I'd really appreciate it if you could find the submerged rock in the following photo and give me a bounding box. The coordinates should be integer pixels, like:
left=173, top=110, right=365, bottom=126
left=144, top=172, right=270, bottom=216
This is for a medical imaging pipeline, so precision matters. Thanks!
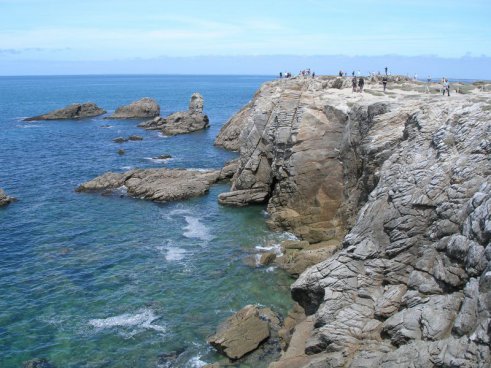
left=76, top=168, right=220, bottom=202
left=0, top=188, right=16, bottom=206
left=112, top=137, right=128, bottom=143
left=22, top=358, right=55, bottom=368
left=24, top=103, right=105, bottom=121
left=108, top=98, right=160, bottom=119
left=117, top=149, right=125, bottom=155
left=140, top=93, right=209, bottom=135
left=128, top=135, right=143, bottom=141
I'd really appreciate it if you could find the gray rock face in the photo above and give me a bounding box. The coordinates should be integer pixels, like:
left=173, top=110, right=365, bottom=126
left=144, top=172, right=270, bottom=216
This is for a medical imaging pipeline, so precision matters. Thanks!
left=0, top=188, right=15, bottom=206
left=215, top=100, right=253, bottom=151
left=76, top=168, right=220, bottom=202
left=216, top=77, right=491, bottom=367
left=108, top=98, right=160, bottom=119
left=139, top=93, right=209, bottom=135
left=24, top=103, right=106, bottom=121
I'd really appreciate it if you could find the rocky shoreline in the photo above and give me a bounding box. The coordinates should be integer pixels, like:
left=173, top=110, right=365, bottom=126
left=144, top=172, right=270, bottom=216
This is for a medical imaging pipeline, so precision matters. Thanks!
left=208, top=76, right=491, bottom=367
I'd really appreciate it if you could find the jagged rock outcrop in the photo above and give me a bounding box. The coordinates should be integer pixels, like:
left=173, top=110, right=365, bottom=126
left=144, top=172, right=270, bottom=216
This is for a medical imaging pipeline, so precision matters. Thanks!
left=76, top=168, right=220, bottom=202
left=215, top=101, right=253, bottom=151
left=139, top=93, right=209, bottom=135
left=24, top=103, right=105, bottom=121
left=108, top=98, right=160, bottom=119
left=0, top=188, right=16, bottom=206
left=215, top=77, right=490, bottom=367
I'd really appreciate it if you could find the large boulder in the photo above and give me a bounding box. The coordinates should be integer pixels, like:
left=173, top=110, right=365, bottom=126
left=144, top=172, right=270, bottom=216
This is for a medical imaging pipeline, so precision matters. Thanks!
left=76, top=168, right=220, bottom=202
left=214, top=101, right=253, bottom=151
left=24, top=103, right=105, bottom=121
left=208, top=305, right=280, bottom=360
left=139, top=93, right=209, bottom=135
left=108, top=98, right=160, bottom=119
left=0, top=188, right=16, bottom=206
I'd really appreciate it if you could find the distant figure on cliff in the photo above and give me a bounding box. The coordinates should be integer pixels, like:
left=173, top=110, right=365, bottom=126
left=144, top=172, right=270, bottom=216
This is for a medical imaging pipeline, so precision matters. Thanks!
left=385, top=66, right=388, bottom=75
left=352, top=77, right=357, bottom=92
left=312, top=72, right=316, bottom=78
left=279, top=72, right=283, bottom=79
left=382, top=76, right=388, bottom=92
left=352, top=71, right=355, bottom=77
left=339, top=70, right=343, bottom=77
left=443, top=79, right=450, bottom=96
left=358, top=77, right=365, bottom=93
left=425, top=75, right=431, bottom=93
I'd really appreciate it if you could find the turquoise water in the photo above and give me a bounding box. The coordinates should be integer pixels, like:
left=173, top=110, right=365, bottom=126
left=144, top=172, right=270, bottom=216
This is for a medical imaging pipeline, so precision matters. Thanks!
left=0, top=75, right=293, bottom=367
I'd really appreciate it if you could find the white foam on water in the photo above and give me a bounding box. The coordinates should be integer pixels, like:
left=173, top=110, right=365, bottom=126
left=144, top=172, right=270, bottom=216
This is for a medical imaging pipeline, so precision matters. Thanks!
left=265, top=266, right=276, bottom=272
left=164, top=247, right=187, bottom=261
left=183, top=216, right=213, bottom=242
left=115, top=185, right=128, bottom=195
left=186, top=355, right=207, bottom=368
left=17, top=124, right=43, bottom=128
left=144, top=157, right=172, bottom=164
left=255, top=243, right=283, bottom=255
left=158, top=132, right=170, bottom=138
left=120, top=166, right=133, bottom=170
left=186, top=168, right=212, bottom=173
left=88, top=308, right=166, bottom=334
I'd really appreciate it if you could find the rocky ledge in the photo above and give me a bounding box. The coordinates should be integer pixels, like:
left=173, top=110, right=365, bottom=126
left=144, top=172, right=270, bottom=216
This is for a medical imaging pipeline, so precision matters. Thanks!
left=76, top=162, right=237, bottom=202
left=107, top=97, right=160, bottom=119
left=138, top=93, right=209, bottom=135
left=24, top=103, right=106, bottom=121
left=214, top=76, right=490, bottom=367
left=0, top=188, right=16, bottom=206
left=76, top=168, right=220, bottom=202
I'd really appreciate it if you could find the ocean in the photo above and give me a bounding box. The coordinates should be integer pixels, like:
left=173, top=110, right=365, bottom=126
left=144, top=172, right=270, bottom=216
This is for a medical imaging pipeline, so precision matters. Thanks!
left=0, top=75, right=294, bottom=367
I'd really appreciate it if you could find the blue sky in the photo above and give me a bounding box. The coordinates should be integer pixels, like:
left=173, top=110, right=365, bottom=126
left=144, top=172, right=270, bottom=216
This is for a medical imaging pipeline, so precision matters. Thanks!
left=1, top=0, right=490, bottom=76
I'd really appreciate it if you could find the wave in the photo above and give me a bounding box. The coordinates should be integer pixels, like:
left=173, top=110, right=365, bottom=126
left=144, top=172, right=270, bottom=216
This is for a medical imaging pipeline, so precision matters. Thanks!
left=164, top=247, right=186, bottom=262
left=88, top=308, right=166, bottom=335
left=157, top=132, right=170, bottom=138
left=183, top=216, right=213, bottom=242
left=144, top=157, right=172, bottom=164
left=16, top=124, right=43, bottom=128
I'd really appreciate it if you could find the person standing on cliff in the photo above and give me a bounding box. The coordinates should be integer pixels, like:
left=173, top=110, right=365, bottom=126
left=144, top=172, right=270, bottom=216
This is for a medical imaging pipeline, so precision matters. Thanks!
left=382, top=76, right=388, bottom=92
left=443, top=79, right=450, bottom=96
left=352, top=76, right=357, bottom=92
left=358, top=76, right=365, bottom=93
left=385, top=66, right=388, bottom=75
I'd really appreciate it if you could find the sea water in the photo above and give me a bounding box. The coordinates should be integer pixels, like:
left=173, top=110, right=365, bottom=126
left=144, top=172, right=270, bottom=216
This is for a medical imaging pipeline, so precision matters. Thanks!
left=0, top=75, right=294, bottom=367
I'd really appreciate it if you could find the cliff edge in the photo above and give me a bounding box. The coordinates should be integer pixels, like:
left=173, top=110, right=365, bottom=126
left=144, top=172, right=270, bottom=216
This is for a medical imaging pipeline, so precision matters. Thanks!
left=216, top=76, right=491, bottom=367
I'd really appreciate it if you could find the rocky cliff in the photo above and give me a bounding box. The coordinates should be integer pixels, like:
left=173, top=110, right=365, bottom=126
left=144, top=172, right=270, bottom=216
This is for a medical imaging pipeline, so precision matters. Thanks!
left=216, top=76, right=491, bottom=367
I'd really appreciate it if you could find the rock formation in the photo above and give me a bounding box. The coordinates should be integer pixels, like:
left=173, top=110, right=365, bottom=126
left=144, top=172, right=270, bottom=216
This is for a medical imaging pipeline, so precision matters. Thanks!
left=24, top=103, right=105, bottom=121
left=139, top=93, right=209, bottom=135
left=76, top=168, right=221, bottom=202
left=107, top=98, right=160, bottom=119
left=215, top=77, right=491, bottom=367
left=0, top=188, right=16, bottom=206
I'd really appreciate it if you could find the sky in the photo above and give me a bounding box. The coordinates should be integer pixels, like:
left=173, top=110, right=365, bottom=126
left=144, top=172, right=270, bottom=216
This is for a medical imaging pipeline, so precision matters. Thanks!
left=1, top=0, right=490, bottom=77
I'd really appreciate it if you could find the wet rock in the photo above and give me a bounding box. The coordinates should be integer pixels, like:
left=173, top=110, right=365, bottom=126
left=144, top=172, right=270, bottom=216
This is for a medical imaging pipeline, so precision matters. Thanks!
left=108, top=97, right=160, bottom=119
left=259, top=252, right=277, bottom=266
left=218, top=188, right=269, bottom=206
left=24, top=103, right=105, bottom=121
left=76, top=168, right=220, bottom=202
left=128, top=135, right=143, bottom=141
left=117, top=149, right=125, bottom=155
left=153, top=154, right=172, bottom=160
left=0, top=188, right=16, bottom=206
left=112, top=137, right=128, bottom=143
left=138, top=116, right=166, bottom=130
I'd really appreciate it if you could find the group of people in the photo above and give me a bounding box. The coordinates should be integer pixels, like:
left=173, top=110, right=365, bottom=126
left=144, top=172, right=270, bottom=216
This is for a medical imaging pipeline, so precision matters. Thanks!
left=279, top=69, right=315, bottom=79
left=351, top=76, right=365, bottom=93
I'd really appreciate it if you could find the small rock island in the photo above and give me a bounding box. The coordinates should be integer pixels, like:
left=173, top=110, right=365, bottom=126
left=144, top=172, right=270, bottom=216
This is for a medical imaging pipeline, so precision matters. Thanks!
left=24, top=102, right=106, bottom=121
left=107, top=97, right=160, bottom=119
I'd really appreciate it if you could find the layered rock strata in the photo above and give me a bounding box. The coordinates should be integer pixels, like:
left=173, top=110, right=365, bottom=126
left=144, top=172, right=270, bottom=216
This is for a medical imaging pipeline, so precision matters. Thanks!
left=139, top=93, right=209, bottom=135
left=24, top=103, right=105, bottom=121
left=215, top=77, right=491, bottom=367
left=76, top=168, right=220, bottom=202
left=108, top=98, right=160, bottom=119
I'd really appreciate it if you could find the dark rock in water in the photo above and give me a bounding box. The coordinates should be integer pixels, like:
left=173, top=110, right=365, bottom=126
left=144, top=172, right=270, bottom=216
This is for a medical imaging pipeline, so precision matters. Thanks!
left=139, top=93, right=209, bottom=136
left=76, top=168, right=221, bottom=203
left=24, top=103, right=105, bottom=121
left=153, top=154, right=172, bottom=160
left=157, top=350, right=184, bottom=367
left=112, top=137, right=128, bottom=143
left=0, top=188, right=16, bottom=206
left=99, top=124, right=112, bottom=128
left=117, top=149, right=125, bottom=155
left=138, top=116, right=166, bottom=130
left=107, top=98, right=160, bottom=119
left=128, top=135, right=143, bottom=141
left=22, top=358, right=55, bottom=368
